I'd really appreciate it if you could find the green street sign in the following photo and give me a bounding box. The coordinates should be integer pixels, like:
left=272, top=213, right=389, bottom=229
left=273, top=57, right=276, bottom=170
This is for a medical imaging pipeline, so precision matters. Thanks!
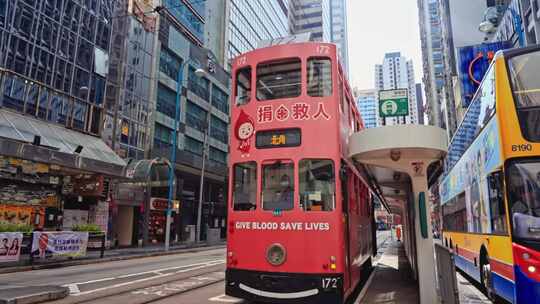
left=379, top=89, right=409, bottom=118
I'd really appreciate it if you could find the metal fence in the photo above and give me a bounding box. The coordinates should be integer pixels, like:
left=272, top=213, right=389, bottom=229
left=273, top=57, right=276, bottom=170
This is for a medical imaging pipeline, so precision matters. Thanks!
left=434, top=243, right=460, bottom=304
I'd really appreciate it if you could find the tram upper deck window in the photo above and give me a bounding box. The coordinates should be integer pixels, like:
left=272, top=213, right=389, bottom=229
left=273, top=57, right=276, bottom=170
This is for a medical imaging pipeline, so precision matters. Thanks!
left=307, top=58, right=332, bottom=97
left=508, top=49, right=540, bottom=142
left=235, top=67, right=251, bottom=105
left=299, top=159, right=335, bottom=211
left=262, top=161, right=294, bottom=211
left=233, top=162, right=257, bottom=211
left=256, top=58, right=301, bottom=101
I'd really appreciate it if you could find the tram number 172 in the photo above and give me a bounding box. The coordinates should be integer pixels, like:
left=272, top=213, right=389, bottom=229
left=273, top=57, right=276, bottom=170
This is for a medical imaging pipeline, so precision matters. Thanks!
left=321, top=277, right=339, bottom=289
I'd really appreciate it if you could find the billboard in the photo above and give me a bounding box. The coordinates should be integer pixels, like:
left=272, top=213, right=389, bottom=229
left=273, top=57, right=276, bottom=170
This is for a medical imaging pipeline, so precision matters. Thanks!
left=378, top=89, right=409, bottom=118
left=457, top=41, right=511, bottom=108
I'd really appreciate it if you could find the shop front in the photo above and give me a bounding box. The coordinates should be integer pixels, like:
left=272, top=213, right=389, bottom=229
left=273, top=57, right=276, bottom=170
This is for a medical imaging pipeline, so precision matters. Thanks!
left=0, top=109, right=126, bottom=234
left=112, top=158, right=177, bottom=247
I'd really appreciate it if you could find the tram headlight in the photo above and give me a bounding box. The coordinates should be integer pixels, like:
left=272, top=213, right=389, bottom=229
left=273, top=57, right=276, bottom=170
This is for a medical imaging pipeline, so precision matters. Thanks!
left=523, top=253, right=531, bottom=260
left=528, top=266, right=536, bottom=273
left=266, top=243, right=287, bottom=266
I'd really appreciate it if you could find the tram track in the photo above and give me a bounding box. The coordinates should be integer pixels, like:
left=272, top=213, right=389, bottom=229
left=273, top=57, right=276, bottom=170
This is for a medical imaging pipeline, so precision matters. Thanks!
left=54, top=261, right=226, bottom=304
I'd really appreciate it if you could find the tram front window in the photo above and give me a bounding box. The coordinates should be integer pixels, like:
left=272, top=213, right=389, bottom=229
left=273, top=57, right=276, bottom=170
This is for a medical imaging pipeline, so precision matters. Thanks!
left=507, top=160, right=540, bottom=241
left=262, top=161, right=294, bottom=211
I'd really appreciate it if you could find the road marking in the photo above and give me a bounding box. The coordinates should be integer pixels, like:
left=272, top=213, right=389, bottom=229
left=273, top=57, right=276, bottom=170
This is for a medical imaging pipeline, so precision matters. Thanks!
left=131, top=271, right=225, bottom=297
left=63, top=259, right=224, bottom=289
left=209, top=294, right=243, bottom=303
left=67, top=260, right=224, bottom=296
left=65, top=284, right=80, bottom=294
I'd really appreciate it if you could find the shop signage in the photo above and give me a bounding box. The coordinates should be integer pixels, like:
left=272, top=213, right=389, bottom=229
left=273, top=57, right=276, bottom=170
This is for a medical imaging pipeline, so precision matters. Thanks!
left=0, top=232, right=23, bottom=263
left=0, top=205, right=32, bottom=225
left=31, top=232, right=89, bottom=259
left=150, top=198, right=180, bottom=211
left=379, top=89, right=409, bottom=118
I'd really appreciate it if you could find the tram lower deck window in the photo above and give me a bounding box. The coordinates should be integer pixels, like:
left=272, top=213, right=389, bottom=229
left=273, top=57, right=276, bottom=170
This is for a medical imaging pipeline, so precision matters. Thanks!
left=262, top=161, right=294, bottom=211
left=299, top=159, right=335, bottom=211
left=233, top=162, right=257, bottom=211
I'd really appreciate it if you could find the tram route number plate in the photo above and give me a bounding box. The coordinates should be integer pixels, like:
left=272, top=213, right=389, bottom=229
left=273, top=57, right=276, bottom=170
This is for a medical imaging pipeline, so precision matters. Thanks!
left=321, top=277, right=339, bottom=289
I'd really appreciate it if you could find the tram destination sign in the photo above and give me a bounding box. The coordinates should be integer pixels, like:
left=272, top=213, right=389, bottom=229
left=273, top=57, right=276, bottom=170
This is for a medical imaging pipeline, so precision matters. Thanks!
left=379, top=89, right=409, bottom=118
left=256, top=128, right=301, bottom=149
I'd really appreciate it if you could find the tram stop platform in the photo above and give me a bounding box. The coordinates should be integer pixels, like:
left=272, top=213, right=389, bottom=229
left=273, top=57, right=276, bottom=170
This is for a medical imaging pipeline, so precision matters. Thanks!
left=356, top=239, right=418, bottom=304
left=356, top=238, right=492, bottom=304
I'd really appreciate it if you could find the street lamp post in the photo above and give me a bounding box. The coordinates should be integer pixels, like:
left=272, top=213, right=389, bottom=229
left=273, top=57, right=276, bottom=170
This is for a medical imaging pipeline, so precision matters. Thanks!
left=165, top=59, right=206, bottom=251
left=196, top=108, right=211, bottom=243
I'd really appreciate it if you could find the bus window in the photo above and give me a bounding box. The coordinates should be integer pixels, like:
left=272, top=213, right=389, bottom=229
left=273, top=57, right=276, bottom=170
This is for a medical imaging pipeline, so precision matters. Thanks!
left=508, top=50, right=540, bottom=142
left=233, top=162, right=257, bottom=211
left=262, top=161, right=294, bottom=211
left=506, top=161, right=540, bottom=240
left=442, top=192, right=467, bottom=232
left=299, top=159, right=335, bottom=211
left=256, top=58, right=301, bottom=101
left=235, top=67, right=251, bottom=105
left=487, top=171, right=507, bottom=234
left=307, top=57, right=332, bottom=97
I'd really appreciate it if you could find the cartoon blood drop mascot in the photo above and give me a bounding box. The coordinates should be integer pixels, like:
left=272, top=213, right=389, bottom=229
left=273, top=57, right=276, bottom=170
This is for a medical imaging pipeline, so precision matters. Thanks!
left=235, top=110, right=255, bottom=155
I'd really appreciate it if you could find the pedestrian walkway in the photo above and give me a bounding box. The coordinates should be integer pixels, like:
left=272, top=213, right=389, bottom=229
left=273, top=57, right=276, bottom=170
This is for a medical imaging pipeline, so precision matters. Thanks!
left=359, top=240, right=419, bottom=304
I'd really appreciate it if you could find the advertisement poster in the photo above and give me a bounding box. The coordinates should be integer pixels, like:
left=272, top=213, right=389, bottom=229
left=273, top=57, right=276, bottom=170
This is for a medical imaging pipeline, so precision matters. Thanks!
left=0, top=205, right=33, bottom=225
left=0, top=232, right=23, bottom=263
left=31, top=232, right=89, bottom=259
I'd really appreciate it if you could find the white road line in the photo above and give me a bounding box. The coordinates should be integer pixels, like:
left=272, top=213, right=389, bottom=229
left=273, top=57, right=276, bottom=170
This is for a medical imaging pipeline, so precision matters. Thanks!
left=209, top=294, right=243, bottom=303
left=65, top=284, right=80, bottom=294
left=70, top=261, right=225, bottom=296
left=64, top=259, right=224, bottom=288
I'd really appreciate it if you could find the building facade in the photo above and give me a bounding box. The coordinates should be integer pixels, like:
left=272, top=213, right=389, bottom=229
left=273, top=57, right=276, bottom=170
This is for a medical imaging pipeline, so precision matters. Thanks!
left=330, top=0, right=349, bottom=75
left=149, top=1, right=230, bottom=244
left=416, top=83, right=425, bottom=125
left=226, top=0, right=289, bottom=66
left=355, top=89, right=378, bottom=129
left=0, top=0, right=126, bottom=236
left=374, top=52, right=419, bottom=126
left=289, top=0, right=332, bottom=42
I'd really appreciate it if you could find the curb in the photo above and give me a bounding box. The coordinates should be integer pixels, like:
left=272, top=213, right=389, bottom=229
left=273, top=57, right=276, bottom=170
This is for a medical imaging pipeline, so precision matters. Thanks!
left=0, top=244, right=226, bottom=275
left=0, top=286, right=69, bottom=304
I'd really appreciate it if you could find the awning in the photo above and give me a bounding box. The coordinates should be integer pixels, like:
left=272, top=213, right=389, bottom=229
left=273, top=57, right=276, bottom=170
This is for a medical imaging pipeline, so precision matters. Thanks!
left=0, top=109, right=126, bottom=177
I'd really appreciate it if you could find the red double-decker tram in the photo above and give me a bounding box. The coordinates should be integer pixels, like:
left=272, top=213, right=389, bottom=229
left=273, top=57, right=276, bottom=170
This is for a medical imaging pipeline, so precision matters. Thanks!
left=226, top=42, right=376, bottom=303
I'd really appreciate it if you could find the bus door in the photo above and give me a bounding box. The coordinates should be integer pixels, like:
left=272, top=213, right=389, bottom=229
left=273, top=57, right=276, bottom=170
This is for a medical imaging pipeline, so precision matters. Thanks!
left=340, top=164, right=351, bottom=291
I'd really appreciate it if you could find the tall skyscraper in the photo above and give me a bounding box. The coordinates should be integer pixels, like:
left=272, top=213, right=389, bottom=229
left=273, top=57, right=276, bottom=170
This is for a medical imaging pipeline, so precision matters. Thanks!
left=355, top=89, right=378, bottom=129
left=226, top=0, right=289, bottom=65
left=289, top=0, right=332, bottom=42
left=330, top=0, right=349, bottom=75
left=416, top=83, right=425, bottom=125
left=374, top=52, right=419, bottom=126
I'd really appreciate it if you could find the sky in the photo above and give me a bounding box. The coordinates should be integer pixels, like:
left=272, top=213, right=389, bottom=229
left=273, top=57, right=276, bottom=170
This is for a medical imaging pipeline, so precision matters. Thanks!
left=347, top=0, right=423, bottom=90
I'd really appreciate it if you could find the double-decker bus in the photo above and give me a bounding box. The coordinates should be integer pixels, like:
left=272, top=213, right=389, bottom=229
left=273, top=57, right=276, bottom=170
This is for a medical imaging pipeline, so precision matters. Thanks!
left=440, top=45, right=540, bottom=303
left=225, top=42, right=376, bottom=303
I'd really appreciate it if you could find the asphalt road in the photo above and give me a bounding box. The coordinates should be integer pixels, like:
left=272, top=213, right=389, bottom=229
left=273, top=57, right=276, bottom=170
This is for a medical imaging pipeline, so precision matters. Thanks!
left=0, top=231, right=392, bottom=304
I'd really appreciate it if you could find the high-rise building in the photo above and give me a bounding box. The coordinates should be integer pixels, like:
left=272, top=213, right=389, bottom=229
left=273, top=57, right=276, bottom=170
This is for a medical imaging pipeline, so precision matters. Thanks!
left=355, top=89, right=378, bottom=129
left=151, top=0, right=230, bottom=245
left=374, top=52, right=419, bottom=126
left=330, top=0, right=349, bottom=75
left=289, top=0, right=332, bottom=42
left=226, top=0, right=289, bottom=66
left=0, top=0, right=126, bottom=239
left=416, top=83, right=425, bottom=125
left=418, top=0, right=446, bottom=132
